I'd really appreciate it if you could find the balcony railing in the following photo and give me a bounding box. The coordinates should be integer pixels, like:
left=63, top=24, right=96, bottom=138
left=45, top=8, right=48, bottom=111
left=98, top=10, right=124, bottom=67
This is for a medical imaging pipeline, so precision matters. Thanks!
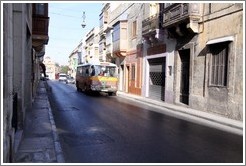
left=142, top=13, right=161, bottom=36
left=163, top=3, right=201, bottom=28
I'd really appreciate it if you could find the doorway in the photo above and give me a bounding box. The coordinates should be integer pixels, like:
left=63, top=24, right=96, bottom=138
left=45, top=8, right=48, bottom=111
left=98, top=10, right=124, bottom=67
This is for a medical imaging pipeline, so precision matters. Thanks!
left=119, top=65, right=124, bottom=91
left=179, top=49, right=190, bottom=105
left=148, top=57, right=166, bottom=101
left=125, top=65, right=129, bottom=93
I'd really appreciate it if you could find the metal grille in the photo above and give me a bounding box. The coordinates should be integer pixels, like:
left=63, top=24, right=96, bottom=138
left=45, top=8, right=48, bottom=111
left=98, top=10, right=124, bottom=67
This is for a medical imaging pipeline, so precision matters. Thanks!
left=149, top=72, right=163, bottom=86
left=210, top=42, right=228, bottom=86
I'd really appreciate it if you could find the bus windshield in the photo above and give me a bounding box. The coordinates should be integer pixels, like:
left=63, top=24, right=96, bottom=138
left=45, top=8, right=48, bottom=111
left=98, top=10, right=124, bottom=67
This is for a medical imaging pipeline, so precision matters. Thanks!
left=91, top=65, right=117, bottom=77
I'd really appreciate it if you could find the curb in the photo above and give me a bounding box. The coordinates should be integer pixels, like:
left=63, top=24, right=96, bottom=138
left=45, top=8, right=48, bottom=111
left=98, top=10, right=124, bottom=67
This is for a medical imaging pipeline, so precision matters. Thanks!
left=117, top=92, right=243, bottom=136
left=44, top=81, right=65, bottom=163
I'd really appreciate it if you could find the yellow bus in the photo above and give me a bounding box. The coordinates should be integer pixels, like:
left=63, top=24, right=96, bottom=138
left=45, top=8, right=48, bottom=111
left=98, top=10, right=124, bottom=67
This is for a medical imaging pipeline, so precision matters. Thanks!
left=76, top=61, right=118, bottom=96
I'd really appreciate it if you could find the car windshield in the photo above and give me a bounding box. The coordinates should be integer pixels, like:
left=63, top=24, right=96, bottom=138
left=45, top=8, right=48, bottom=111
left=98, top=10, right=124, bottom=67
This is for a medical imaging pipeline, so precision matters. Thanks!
left=68, top=76, right=74, bottom=79
left=59, top=74, right=66, bottom=77
left=91, top=65, right=116, bottom=77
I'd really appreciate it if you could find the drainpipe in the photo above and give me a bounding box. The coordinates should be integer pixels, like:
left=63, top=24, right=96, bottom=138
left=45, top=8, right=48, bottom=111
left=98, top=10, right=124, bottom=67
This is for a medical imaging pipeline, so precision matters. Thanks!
left=200, top=3, right=205, bottom=33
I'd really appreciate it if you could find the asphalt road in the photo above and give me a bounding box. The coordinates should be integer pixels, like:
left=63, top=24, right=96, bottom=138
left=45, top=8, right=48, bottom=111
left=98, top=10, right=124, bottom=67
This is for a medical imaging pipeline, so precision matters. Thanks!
left=47, top=80, right=243, bottom=163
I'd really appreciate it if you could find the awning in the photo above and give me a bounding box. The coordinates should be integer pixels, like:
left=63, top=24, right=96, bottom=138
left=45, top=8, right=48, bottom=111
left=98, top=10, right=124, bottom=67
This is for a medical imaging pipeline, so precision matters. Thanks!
left=206, top=36, right=234, bottom=45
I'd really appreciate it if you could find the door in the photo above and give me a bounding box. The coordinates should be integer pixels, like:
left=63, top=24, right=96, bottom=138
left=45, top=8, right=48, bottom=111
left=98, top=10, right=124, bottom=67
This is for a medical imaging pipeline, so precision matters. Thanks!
left=119, top=65, right=124, bottom=91
left=179, top=49, right=190, bottom=105
left=125, top=65, right=129, bottom=93
left=148, top=57, right=166, bottom=101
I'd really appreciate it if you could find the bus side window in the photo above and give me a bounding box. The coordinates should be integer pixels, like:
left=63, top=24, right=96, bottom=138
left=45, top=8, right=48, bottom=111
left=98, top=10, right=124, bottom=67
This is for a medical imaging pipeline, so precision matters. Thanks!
left=77, top=67, right=82, bottom=76
left=91, top=66, right=95, bottom=76
left=85, top=66, right=90, bottom=76
left=82, top=66, right=86, bottom=76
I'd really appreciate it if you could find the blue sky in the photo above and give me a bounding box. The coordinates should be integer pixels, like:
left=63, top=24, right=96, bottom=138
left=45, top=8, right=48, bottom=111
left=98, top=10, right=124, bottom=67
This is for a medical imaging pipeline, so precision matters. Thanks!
left=46, top=2, right=103, bottom=65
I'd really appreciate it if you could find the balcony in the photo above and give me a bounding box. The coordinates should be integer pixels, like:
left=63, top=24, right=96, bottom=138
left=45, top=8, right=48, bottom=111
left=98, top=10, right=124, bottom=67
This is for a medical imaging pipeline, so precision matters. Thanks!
left=113, top=39, right=127, bottom=57
left=32, top=17, right=49, bottom=52
left=163, top=3, right=201, bottom=33
left=33, top=17, right=49, bottom=36
left=112, top=21, right=127, bottom=57
left=32, top=3, right=49, bottom=53
left=106, top=44, right=112, bottom=55
left=142, top=13, right=161, bottom=36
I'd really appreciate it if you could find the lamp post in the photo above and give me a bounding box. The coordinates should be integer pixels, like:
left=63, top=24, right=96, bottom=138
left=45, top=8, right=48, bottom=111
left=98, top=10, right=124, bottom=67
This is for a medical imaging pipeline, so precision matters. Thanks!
left=81, top=11, right=86, bottom=28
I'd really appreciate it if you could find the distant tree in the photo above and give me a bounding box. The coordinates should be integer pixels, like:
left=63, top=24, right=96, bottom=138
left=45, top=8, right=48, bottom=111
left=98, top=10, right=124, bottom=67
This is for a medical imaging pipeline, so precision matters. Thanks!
left=60, top=65, right=69, bottom=74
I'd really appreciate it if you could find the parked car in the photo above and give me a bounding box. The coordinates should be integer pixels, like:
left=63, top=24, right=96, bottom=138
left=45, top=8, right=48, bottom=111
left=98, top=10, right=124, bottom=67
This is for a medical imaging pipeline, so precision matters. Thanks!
left=59, top=73, right=68, bottom=84
left=67, top=76, right=75, bottom=84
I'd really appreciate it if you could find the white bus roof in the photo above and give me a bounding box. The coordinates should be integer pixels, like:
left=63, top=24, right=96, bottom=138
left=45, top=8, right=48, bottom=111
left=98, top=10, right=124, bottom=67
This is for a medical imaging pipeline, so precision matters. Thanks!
left=77, top=61, right=117, bottom=67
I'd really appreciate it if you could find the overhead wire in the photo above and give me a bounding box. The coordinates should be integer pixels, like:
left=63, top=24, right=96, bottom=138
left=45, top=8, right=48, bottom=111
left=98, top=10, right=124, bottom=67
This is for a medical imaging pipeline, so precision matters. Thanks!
left=49, top=12, right=82, bottom=19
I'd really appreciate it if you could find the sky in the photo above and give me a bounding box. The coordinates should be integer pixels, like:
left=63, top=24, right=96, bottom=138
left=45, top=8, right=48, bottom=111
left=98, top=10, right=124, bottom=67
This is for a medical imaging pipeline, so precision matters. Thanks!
left=45, top=2, right=103, bottom=66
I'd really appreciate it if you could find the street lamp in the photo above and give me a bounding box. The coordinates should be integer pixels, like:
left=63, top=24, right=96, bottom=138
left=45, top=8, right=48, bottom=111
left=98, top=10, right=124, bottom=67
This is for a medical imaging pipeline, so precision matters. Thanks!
left=81, top=11, right=86, bottom=28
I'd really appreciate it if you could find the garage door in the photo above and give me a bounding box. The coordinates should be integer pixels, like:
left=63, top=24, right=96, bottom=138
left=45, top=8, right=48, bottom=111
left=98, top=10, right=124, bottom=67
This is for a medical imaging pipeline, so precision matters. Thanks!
left=148, top=57, right=166, bottom=101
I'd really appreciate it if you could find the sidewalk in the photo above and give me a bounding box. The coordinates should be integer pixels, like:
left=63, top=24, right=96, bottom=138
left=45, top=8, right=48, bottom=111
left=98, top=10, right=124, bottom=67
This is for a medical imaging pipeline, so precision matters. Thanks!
left=14, top=80, right=64, bottom=163
left=117, top=91, right=243, bottom=136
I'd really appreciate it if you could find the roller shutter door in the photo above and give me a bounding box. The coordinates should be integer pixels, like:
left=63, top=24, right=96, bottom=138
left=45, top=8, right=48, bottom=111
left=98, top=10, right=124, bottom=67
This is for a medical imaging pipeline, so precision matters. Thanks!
left=148, top=57, right=165, bottom=101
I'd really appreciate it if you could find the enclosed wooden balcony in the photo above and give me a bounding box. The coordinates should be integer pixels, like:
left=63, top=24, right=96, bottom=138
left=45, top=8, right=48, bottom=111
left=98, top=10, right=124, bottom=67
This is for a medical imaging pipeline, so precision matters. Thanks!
left=113, top=39, right=127, bottom=57
left=32, top=3, right=49, bottom=53
left=106, top=44, right=112, bottom=55
left=163, top=3, right=201, bottom=33
left=33, top=17, right=49, bottom=36
left=32, top=17, right=49, bottom=44
left=112, top=21, right=127, bottom=57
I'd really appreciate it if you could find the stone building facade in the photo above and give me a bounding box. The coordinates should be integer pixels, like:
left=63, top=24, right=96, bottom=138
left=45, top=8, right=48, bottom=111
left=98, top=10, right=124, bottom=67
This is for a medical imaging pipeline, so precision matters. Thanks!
left=43, top=56, right=58, bottom=80
left=105, top=3, right=243, bottom=120
left=68, top=41, right=83, bottom=78
left=162, top=3, right=243, bottom=120
left=84, top=27, right=100, bottom=63
left=3, top=3, right=49, bottom=162
left=106, top=3, right=144, bottom=94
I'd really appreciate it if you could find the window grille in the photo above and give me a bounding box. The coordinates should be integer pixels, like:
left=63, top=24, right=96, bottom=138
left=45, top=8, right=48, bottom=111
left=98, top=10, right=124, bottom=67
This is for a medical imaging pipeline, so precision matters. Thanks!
left=209, top=42, right=229, bottom=86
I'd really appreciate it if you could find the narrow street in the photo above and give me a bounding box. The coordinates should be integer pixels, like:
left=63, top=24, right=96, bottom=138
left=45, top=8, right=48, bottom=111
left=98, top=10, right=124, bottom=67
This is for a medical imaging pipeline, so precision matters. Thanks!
left=47, top=80, right=243, bottom=163
left=3, top=3, right=244, bottom=164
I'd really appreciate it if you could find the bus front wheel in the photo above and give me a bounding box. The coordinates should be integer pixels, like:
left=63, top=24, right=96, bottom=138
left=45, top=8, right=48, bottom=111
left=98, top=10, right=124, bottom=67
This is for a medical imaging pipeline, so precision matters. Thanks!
left=76, top=83, right=81, bottom=92
left=108, top=92, right=116, bottom=96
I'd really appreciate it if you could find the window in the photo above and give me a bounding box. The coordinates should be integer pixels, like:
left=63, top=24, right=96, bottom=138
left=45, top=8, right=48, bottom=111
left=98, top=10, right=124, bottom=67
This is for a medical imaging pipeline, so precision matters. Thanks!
left=35, top=4, right=45, bottom=15
left=33, top=3, right=48, bottom=17
left=103, top=11, right=108, bottom=24
left=209, top=42, right=229, bottom=86
left=131, top=65, right=136, bottom=80
left=132, top=21, right=137, bottom=38
left=91, top=65, right=116, bottom=77
left=113, top=23, right=120, bottom=42
left=95, top=47, right=99, bottom=56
